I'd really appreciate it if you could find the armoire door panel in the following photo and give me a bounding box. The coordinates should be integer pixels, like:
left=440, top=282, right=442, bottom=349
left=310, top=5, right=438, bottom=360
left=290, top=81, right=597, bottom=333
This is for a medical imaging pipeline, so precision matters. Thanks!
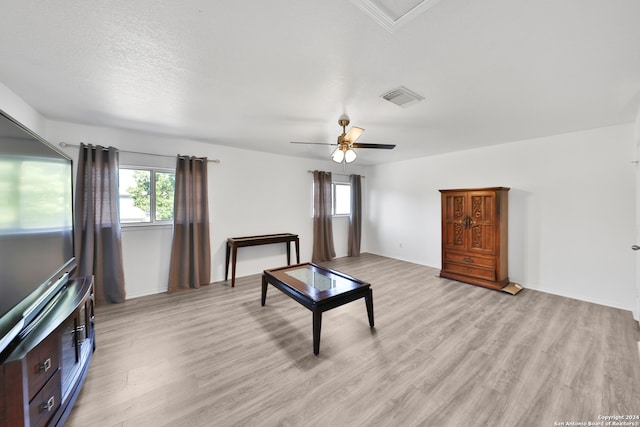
left=444, top=194, right=466, bottom=221
left=470, top=194, right=495, bottom=223
left=469, top=224, right=495, bottom=253
left=445, top=222, right=464, bottom=248
left=452, top=195, right=465, bottom=220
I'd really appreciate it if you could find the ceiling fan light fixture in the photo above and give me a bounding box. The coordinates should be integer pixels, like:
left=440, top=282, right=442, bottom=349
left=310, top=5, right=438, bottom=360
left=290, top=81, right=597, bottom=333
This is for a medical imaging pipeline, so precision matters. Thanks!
left=344, top=148, right=357, bottom=163
left=291, top=115, right=395, bottom=165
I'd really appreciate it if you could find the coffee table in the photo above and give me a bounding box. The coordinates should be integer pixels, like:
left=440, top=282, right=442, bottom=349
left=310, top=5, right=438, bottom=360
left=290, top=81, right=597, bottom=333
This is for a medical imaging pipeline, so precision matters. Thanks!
left=262, top=263, right=374, bottom=355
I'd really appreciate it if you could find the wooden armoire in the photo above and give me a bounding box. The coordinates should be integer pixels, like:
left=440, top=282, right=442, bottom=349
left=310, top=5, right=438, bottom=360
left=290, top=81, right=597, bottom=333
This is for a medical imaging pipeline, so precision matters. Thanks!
left=439, top=187, right=509, bottom=290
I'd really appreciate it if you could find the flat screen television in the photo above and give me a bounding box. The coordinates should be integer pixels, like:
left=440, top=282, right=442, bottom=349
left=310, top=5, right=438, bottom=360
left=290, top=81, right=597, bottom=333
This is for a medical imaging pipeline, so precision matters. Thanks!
left=0, top=109, right=75, bottom=355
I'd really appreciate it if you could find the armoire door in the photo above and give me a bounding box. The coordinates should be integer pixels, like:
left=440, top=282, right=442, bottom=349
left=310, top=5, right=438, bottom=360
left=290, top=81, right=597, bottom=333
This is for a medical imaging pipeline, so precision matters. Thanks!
left=442, top=190, right=496, bottom=254
left=467, top=191, right=496, bottom=255
left=442, top=191, right=467, bottom=251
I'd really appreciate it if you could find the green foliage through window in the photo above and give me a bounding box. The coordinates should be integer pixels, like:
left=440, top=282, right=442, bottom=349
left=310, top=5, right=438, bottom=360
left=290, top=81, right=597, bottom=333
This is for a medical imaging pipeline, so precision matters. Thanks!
left=154, top=172, right=175, bottom=221
left=119, top=168, right=175, bottom=224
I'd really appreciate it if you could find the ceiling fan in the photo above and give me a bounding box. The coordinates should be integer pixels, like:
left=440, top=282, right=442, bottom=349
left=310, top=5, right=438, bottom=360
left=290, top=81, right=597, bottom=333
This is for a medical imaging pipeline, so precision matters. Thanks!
left=291, top=115, right=395, bottom=164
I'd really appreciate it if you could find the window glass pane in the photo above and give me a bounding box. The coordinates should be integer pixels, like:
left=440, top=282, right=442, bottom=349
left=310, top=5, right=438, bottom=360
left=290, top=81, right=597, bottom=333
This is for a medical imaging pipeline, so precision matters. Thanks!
left=119, top=169, right=150, bottom=223
left=334, top=183, right=351, bottom=215
left=154, top=171, right=175, bottom=221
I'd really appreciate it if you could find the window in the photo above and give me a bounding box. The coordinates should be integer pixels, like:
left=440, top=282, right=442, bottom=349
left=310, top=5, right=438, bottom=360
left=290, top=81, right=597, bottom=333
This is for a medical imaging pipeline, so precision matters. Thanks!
left=119, top=168, right=175, bottom=225
left=332, top=182, right=351, bottom=216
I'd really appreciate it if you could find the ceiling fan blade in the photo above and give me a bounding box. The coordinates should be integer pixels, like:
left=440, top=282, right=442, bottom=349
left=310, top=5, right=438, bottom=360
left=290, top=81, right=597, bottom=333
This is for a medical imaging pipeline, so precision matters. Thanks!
left=351, top=143, right=396, bottom=149
left=290, top=141, right=337, bottom=146
left=344, top=126, right=364, bottom=143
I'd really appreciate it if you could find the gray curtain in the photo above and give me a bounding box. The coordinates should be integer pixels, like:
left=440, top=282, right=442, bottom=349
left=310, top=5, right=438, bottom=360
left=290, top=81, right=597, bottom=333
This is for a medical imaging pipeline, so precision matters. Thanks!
left=348, top=174, right=362, bottom=257
left=74, top=143, right=126, bottom=304
left=168, top=156, right=211, bottom=292
left=312, top=170, right=336, bottom=262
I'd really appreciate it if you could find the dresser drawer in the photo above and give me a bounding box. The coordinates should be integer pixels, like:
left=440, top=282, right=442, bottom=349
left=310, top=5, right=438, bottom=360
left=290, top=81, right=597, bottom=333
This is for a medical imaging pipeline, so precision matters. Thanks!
left=26, top=331, right=60, bottom=401
left=443, top=262, right=496, bottom=281
left=443, top=252, right=495, bottom=268
left=29, top=369, right=61, bottom=427
left=0, top=367, right=5, bottom=424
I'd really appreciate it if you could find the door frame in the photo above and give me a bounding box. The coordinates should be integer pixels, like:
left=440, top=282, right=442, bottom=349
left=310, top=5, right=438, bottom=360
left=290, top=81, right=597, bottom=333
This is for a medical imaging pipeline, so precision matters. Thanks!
left=635, top=107, right=640, bottom=321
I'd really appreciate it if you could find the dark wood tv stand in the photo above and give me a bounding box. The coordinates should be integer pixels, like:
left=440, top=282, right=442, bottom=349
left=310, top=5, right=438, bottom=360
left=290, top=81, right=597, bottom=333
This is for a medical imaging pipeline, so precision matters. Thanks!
left=0, top=276, right=95, bottom=427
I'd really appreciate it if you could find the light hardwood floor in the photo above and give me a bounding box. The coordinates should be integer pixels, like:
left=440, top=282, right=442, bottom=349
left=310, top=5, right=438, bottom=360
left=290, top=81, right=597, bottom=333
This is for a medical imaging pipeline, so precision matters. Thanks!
left=66, top=254, right=640, bottom=427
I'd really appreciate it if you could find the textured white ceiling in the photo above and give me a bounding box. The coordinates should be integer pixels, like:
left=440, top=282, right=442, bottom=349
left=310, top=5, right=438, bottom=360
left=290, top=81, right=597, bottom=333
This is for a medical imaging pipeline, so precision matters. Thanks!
left=0, top=0, right=639, bottom=165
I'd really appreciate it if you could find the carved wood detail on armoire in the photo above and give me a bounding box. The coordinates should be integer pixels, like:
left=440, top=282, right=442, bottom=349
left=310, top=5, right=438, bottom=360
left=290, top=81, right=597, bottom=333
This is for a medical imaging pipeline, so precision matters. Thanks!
left=439, top=187, right=509, bottom=291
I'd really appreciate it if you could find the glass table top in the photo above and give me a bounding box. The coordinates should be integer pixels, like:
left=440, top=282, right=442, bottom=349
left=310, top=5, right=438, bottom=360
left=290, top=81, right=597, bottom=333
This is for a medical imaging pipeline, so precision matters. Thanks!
left=285, top=266, right=339, bottom=292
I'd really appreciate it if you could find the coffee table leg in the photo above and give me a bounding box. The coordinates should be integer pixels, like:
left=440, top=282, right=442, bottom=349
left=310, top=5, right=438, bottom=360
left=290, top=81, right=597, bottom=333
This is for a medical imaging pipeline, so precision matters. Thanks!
left=312, top=309, right=322, bottom=355
left=365, top=289, right=374, bottom=327
left=261, top=275, right=268, bottom=306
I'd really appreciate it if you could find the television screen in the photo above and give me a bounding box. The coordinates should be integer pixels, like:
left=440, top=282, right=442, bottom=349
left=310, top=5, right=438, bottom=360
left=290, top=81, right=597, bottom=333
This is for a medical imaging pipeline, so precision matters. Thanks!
left=0, top=111, right=74, bottom=350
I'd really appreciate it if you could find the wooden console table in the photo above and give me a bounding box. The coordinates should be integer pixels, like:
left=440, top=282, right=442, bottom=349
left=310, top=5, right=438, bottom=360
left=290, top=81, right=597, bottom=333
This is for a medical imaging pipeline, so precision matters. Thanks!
left=225, top=233, right=300, bottom=287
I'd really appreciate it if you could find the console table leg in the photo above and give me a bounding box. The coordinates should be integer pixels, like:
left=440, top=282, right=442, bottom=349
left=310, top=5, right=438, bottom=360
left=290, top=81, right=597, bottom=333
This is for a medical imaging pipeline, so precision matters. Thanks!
left=312, top=310, right=322, bottom=355
left=261, top=276, right=268, bottom=306
left=286, top=242, right=291, bottom=265
left=225, top=243, right=231, bottom=281
left=365, top=289, right=374, bottom=328
left=231, top=246, right=238, bottom=287
left=295, top=238, right=300, bottom=264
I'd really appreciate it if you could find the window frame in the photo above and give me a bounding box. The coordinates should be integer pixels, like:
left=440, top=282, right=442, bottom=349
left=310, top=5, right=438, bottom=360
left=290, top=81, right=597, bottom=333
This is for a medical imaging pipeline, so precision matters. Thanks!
left=118, top=166, right=176, bottom=227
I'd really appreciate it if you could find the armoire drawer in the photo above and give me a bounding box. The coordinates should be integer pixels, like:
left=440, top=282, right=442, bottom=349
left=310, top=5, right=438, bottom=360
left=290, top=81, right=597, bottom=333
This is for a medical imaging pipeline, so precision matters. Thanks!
left=443, top=252, right=495, bottom=268
left=443, top=262, right=496, bottom=281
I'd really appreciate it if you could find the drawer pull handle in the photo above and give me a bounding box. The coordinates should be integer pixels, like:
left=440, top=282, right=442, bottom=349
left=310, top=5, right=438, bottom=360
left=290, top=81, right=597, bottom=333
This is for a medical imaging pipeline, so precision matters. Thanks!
left=463, top=257, right=474, bottom=263
left=41, top=396, right=55, bottom=413
left=39, top=358, right=52, bottom=373
left=76, top=324, right=86, bottom=345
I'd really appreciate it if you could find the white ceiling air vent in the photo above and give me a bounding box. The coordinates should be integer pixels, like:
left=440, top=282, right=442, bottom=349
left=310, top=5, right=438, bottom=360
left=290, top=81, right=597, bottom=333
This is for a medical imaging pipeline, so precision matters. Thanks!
left=350, top=0, right=443, bottom=33
left=380, top=86, right=425, bottom=108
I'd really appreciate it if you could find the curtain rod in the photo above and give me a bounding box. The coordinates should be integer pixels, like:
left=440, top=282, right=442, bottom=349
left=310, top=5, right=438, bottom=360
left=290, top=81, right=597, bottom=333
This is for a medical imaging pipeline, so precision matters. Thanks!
left=307, top=170, right=365, bottom=178
left=59, top=142, right=221, bottom=164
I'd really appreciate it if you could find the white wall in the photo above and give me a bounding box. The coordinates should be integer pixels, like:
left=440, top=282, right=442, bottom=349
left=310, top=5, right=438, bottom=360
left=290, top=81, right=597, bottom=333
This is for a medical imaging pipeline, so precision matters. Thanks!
left=366, top=123, right=638, bottom=314
left=45, top=120, right=366, bottom=298
left=2, top=80, right=637, bottom=315
left=0, top=82, right=46, bottom=137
